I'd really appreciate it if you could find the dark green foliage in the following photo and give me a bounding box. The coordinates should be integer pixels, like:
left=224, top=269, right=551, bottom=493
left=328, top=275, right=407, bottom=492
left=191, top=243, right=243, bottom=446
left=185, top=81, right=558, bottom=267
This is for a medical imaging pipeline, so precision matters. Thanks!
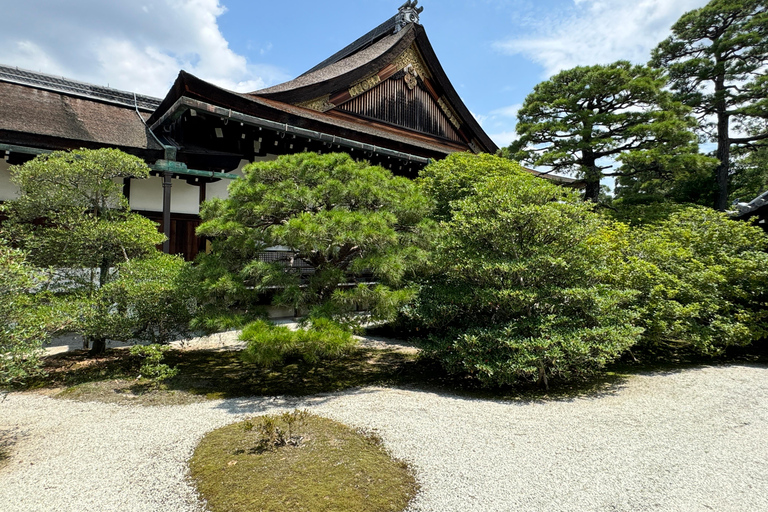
left=508, top=61, right=705, bottom=202
left=241, top=318, right=357, bottom=367
left=87, top=254, right=197, bottom=345
left=651, top=0, right=768, bottom=210
left=187, top=251, right=264, bottom=328
left=619, top=206, right=768, bottom=356
left=1, top=149, right=163, bottom=288
left=607, top=201, right=693, bottom=227
left=197, top=152, right=434, bottom=324
left=129, top=344, right=179, bottom=382
left=408, top=157, right=642, bottom=387
left=613, top=153, right=718, bottom=207
left=0, top=241, right=49, bottom=388
left=730, top=146, right=768, bottom=203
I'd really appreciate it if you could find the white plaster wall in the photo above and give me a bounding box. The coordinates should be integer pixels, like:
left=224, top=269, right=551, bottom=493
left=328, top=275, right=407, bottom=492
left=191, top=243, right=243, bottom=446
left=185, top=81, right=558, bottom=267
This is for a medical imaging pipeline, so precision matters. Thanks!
left=170, top=179, right=201, bottom=215
left=0, top=158, right=20, bottom=201
left=206, top=155, right=278, bottom=201
left=206, top=166, right=242, bottom=202
left=130, top=175, right=201, bottom=214
left=129, top=175, right=163, bottom=212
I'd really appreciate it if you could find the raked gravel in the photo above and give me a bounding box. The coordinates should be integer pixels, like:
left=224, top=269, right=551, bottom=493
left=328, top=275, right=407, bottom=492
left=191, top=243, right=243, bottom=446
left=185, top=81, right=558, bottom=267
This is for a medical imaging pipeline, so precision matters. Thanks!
left=1, top=364, right=768, bottom=512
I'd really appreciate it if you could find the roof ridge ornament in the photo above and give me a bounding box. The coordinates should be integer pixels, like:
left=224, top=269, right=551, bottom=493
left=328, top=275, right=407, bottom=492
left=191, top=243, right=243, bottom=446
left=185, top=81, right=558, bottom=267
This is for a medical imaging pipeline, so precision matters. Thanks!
left=395, top=0, right=423, bottom=33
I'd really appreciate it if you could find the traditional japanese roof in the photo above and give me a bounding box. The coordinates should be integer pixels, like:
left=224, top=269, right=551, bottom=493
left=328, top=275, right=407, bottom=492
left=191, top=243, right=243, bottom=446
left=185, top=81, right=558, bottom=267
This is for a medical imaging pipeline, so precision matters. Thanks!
left=0, top=64, right=161, bottom=112
left=0, top=65, right=164, bottom=157
left=733, top=190, right=768, bottom=220
left=148, top=70, right=467, bottom=161
left=149, top=3, right=498, bottom=159
left=253, top=18, right=497, bottom=155
left=522, top=167, right=586, bottom=189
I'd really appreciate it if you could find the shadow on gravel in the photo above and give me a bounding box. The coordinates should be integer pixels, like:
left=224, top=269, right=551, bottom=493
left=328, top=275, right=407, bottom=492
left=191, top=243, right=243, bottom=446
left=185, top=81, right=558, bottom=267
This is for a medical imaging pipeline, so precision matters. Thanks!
left=0, top=427, right=21, bottom=469
left=29, top=336, right=768, bottom=407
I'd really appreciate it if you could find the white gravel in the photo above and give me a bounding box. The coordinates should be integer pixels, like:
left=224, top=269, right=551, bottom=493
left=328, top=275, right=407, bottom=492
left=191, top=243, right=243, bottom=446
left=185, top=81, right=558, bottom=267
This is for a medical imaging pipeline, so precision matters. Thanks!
left=1, top=364, right=768, bottom=511
left=45, top=325, right=419, bottom=355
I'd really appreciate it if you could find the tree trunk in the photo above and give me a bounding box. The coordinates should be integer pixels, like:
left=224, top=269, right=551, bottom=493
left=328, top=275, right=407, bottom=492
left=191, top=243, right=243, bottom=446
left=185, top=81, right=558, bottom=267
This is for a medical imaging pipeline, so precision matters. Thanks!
left=99, top=258, right=110, bottom=288
left=584, top=178, right=601, bottom=203
left=89, top=338, right=107, bottom=356
left=537, top=365, right=549, bottom=390
left=714, top=110, right=730, bottom=211
left=582, top=152, right=601, bottom=202
left=713, top=57, right=730, bottom=211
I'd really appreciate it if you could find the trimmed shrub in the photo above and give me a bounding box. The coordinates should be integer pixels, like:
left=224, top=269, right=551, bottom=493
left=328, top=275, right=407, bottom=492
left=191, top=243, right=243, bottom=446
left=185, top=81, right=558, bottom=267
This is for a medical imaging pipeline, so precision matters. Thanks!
left=87, top=254, right=197, bottom=345
left=130, top=344, right=179, bottom=382
left=241, top=318, right=357, bottom=367
left=408, top=159, right=641, bottom=387
left=620, top=206, right=768, bottom=356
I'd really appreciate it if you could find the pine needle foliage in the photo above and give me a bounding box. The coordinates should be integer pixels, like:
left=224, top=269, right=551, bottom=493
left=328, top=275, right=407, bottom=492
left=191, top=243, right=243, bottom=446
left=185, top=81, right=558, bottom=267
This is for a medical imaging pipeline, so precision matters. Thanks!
left=198, top=152, right=434, bottom=323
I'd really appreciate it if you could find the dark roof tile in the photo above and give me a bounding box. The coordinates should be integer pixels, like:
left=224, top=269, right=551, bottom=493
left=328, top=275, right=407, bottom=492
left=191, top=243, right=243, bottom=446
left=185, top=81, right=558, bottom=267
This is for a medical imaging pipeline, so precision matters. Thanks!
left=0, top=80, right=163, bottom=151
left=254, top=26, right=411, bottom=98
left=0, top=64, right=161, bottom=111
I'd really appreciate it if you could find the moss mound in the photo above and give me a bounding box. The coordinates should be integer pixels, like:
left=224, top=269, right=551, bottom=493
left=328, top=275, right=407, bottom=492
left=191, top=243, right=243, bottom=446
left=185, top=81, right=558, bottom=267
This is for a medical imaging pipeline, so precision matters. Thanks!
left=189, top=412, right=417, bottom=512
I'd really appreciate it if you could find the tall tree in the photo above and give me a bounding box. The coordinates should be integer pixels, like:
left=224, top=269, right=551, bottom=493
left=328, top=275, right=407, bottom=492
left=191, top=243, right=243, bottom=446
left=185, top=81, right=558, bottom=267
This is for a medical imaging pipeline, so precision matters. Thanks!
left=2, top=148, right=163, bottom=288
left=2, top=148, right=165, bottom=354
left=508, top=61, right=703, bottom=202
left=651, top=0, right=768, bottom=210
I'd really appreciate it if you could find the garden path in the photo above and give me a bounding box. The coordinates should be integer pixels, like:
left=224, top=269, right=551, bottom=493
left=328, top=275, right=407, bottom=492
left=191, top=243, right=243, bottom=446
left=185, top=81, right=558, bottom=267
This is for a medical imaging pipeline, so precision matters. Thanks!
left=1, top=365, right=767, bottom=511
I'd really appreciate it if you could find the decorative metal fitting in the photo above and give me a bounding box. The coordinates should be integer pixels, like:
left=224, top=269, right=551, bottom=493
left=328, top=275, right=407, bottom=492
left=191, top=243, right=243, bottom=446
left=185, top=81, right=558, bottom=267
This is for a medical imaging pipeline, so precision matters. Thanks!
left=395, top=0, right=424, bottom=33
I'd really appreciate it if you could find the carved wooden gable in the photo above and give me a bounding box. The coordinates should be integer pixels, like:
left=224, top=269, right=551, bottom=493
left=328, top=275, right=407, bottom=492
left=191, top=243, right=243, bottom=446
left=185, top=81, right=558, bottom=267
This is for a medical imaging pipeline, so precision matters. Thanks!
left=336, top=69, right=463, bottom=143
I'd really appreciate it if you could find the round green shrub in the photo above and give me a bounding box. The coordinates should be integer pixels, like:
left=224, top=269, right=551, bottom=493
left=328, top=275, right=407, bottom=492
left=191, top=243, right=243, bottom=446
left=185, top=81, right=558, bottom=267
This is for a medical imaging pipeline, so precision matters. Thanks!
left=409, top=157, right=641, bottom=387
left=620, top=206, right=768, bottom=356
left=241, top=318, right=357, bottom=367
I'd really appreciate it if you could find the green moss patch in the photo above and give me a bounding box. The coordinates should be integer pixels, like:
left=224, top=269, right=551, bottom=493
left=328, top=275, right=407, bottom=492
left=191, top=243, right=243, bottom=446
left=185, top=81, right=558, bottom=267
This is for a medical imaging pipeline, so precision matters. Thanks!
left=189, top=413, right=418, bottom=512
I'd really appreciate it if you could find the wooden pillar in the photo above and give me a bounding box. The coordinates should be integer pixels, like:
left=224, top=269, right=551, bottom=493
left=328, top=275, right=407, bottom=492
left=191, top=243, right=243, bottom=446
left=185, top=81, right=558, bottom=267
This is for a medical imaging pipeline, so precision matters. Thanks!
left=198, top=178, right=206, bottom=204
left=122, top=177, right=131, bottom=203
left=198, top=179, right=207, bottom=257
left=162, top=172, right=172, bottom=254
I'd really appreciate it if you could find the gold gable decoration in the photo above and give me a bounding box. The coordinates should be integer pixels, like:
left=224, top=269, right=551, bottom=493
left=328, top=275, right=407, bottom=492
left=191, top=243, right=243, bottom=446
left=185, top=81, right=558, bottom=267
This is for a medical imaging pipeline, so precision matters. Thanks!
left=294, top=44, right=464, bottom=139
left=297, top=95, right=335, bottom=112
left=349, top=74, right=382, bottom=99
left=392, top=45, right=431, bottom=81
left=437, top=97, right=461, bottom=129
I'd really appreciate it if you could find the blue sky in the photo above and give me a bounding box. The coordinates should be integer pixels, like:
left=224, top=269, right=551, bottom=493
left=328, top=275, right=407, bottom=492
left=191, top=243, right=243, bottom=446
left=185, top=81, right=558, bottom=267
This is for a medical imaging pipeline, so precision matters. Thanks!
left=1, top=0, right=710, bottom=149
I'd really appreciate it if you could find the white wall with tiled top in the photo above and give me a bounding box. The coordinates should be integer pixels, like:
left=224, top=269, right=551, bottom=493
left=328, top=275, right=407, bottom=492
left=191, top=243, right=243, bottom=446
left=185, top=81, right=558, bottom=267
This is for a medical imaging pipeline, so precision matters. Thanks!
left=205, top=155, right=277, bottom=202
left=1, top=153, right=280, bottom=212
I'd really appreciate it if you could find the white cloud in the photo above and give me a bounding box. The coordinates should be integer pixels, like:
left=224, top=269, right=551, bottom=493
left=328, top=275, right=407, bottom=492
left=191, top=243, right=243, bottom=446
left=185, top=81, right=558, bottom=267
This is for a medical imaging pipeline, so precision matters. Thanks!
left=0, top=0, right=290, bottom=98
left=476, top=104, right=523, bottom=148
left=494, top=0, right=710, bottom=77
left=489, top=130, right=519, bottom=148
left=490, top=104, right=522, bottom=119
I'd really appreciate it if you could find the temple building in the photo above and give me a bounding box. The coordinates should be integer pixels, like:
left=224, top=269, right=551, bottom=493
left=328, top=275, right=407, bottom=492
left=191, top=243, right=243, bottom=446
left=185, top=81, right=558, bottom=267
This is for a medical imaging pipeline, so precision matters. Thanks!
left=733, top=191, right=768, bottom=232
left=0, top=2, right=500, bottom=259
